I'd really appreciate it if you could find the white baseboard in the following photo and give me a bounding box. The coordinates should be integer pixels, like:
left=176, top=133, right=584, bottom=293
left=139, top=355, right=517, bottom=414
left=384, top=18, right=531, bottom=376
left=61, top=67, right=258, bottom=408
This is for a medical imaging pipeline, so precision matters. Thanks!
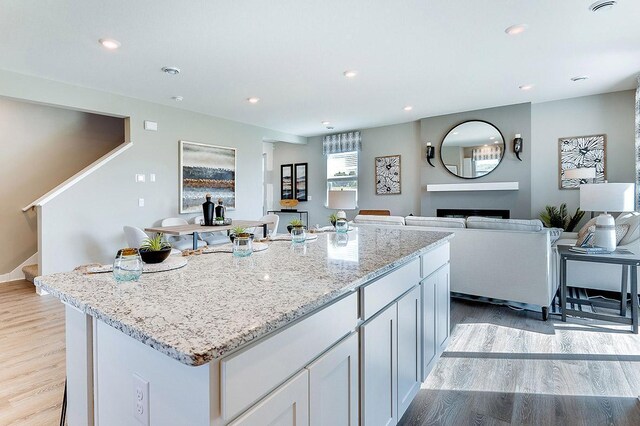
left=0, top=253, right=38, bottom=283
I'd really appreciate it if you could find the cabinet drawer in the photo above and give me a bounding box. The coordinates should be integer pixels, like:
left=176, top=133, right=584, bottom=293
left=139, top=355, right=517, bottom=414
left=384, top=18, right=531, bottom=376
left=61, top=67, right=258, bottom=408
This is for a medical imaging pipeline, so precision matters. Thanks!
left=361, top=258, right=420, bottom=321
left=421, top=242, right=449, bottom=278
left=221, top=292, right=358, bottom=422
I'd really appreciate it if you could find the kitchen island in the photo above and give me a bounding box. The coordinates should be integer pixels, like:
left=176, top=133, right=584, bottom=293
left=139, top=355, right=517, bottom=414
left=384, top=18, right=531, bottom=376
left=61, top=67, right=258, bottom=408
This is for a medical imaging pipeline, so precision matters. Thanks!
left=36, top=227, right=453, bottom=426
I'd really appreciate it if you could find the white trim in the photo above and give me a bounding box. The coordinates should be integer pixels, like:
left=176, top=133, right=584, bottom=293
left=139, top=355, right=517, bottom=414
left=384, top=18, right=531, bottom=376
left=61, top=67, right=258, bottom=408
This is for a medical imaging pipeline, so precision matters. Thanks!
left=22, top=141, right=132, bottom=211
left=426, top=182, right=519, bottom=192
left=0, top=252, right=38, bottom=283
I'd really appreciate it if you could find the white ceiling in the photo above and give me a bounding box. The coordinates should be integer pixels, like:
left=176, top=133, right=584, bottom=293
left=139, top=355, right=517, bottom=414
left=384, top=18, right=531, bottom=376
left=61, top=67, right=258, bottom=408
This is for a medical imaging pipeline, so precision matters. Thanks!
left=1, top=0, right=639, bottom=138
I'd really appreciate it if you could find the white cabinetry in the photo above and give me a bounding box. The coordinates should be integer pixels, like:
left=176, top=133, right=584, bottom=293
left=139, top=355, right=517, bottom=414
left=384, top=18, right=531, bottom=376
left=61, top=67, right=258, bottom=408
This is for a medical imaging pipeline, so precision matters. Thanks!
left=421, top=273, right=437, bottom=381
left=229, top=370, right=309, bottom=426
left=397, top=286, right=421, bottom=419
left=307, top=333, right=359, bottom=426
left=361, top=302, right=397, bottom=426
left=435, top=264, right=451, bottom=351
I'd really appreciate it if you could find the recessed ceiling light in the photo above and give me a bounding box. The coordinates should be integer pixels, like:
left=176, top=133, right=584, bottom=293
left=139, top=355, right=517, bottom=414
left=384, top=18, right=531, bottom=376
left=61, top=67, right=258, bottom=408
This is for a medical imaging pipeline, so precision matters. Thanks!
left=505, top=24, right=528, bottom=36
left=171, top=96, right=183, bottom=102
left=519, top=84, right=534, bottom=91
left=589, top=1, right=617, bottom=12
left=321, top=121, right=331, bottom=125
left=571, top=76, right=589, bottom=82
left=403, top=106, right=413, bottom=111
left=247, top=97, right=260, bottom=104
left=99, top=38, right=121, bottom=50
left=161, top=66, right=181, bottom=75
left=343, top=70, right=358, bottom=78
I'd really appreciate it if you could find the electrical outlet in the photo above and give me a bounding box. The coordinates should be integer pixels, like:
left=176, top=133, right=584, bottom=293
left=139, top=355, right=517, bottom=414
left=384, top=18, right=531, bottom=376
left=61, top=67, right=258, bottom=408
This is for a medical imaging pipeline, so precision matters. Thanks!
left=308, top=195, right=312, bottom=201
left=133, top=374, right=149, bottom=425
left=138, top=198, right=145, bottom=207
left=144, top=120, right=158, bottom=131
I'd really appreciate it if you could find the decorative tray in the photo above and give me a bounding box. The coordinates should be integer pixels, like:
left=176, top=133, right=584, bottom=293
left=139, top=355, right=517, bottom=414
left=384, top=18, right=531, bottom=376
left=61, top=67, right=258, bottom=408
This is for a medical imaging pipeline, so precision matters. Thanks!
left=80, top=256, right=188, bottom=274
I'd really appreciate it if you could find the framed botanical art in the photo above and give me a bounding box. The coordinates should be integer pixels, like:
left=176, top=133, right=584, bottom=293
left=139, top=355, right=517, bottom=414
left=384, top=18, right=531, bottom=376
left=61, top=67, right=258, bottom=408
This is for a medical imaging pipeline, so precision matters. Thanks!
left=375, top=155, right=401, bottom=195
left=179, top=141, right=236, bottom=213
left=558, top=134, right=606, bottom=189
left=294, top=163, right=308, bottom=201
left=281, top=164, right=294, bottom=199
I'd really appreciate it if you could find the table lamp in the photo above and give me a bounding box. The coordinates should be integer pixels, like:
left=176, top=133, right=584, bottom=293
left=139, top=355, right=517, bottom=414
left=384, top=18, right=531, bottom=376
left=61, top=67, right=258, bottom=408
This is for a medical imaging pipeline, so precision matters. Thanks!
left=328, top=190, right=357, bottom=219
left=580, top=183, right=635, bottom=251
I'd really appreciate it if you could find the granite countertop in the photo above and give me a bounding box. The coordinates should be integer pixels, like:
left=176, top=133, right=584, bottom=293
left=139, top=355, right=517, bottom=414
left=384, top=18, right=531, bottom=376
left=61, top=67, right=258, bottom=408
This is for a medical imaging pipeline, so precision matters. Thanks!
left=36, top=227, right=452, bottom=366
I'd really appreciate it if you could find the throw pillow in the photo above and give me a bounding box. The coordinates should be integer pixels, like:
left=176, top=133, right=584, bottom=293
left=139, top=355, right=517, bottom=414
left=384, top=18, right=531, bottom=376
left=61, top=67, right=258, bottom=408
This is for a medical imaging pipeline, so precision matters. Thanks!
left=577, top=217, right=597, bottom=240
left=548, top=227, right=563, bottom=245
left=576, top=224, right=629, bottom=246
left=616, top=212, right=640, bottom=246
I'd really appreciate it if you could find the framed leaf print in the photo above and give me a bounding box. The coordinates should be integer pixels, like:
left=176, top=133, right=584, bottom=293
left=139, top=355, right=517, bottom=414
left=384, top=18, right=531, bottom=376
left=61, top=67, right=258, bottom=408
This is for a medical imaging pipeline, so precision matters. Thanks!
left=375, top=155, right=401, bottom=195
left=558, top=134, right=606, bottom=189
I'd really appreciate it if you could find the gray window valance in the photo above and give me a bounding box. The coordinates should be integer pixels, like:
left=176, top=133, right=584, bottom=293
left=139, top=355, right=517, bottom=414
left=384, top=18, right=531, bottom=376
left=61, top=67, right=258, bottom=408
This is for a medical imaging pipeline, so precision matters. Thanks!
left=323, top=131, right=362, bottom=155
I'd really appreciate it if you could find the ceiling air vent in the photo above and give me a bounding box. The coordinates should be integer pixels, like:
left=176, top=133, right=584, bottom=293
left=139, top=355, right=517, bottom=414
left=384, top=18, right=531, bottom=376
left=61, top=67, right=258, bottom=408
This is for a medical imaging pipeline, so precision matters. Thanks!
left=589, top=1, right=617, bottom=12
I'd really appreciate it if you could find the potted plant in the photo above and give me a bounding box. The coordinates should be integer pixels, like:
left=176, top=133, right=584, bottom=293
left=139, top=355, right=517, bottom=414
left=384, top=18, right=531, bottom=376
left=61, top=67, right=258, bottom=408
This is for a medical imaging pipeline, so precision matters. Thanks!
left=229, top=226, right=254, bottom=243
left=287, top=219, right=304, bottom=234
left=328, top=213, right=338, bottom=227
left=215, top=216, right=224, bottom=225
left=539, top=203, right=585, bottom=232
left=139, top=233, right=172, bottom=264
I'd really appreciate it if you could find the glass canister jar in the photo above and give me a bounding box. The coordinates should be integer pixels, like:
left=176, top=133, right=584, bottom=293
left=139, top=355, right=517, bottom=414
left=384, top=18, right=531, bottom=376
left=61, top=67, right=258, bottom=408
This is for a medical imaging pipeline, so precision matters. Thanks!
left=113, top=248, right=143, bottom=282
left=335, top=218, right=349, bottom=233
left=291, top=226, right=306, bottom=243
left=233, top=234, right=253, bottom=257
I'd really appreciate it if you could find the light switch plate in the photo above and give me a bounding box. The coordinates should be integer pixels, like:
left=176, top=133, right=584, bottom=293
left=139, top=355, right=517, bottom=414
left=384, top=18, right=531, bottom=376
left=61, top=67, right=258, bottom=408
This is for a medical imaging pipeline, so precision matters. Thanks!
left=150, top=173, right=156, bottom=182
left=135, top=174, right=146, bottom=183
left=144, top=121, right=158, bottom=131
left=138, top=198, right=145, bottom=207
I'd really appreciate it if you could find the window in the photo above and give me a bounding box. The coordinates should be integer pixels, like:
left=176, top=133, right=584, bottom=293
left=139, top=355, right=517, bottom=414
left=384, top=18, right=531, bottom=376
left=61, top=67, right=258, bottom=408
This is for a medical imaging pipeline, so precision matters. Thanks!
left=326, top=151, right=358, bottom=204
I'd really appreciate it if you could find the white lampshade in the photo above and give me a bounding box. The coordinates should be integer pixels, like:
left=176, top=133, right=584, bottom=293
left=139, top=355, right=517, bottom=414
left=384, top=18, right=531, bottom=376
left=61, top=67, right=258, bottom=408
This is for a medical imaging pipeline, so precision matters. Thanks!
left=580, top=183, right=635, bottom=212
left=327, top=190, right=357, bottom=210
left=564, top=168, right=596, bottom=180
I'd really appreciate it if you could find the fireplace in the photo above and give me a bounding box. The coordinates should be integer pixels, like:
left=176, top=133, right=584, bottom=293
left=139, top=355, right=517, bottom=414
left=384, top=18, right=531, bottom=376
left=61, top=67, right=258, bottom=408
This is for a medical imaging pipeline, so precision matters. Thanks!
left=437, top=209, right=510, bottom=219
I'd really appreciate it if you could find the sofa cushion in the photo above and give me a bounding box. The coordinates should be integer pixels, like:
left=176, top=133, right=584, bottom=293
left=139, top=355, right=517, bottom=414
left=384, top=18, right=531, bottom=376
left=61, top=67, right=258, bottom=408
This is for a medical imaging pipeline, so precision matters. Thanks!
left=616, top=212, right=640, bottom=245
left=404, top=216, right=466, bottom=228
left=466, top=216, right=544, bottom=232
left=577, top=217, right=598, bottom=241
left=548, top=227, right=563, bottom=245
left=577, top=224, right=629, bottom=246
left=353, top=215, right=405, bottom=226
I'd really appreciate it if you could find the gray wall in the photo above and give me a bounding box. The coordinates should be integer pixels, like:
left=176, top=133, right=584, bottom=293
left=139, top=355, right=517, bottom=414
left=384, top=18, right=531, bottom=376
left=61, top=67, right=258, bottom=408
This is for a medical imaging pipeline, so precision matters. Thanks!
left=0, top=97, right=123, bottom=274
left=420, top=103, right=532, bottom=219
left=531, top=90, right=636, bottom=219
left=0, top=69, right=304, bottom=274
left=272, top=122, right=421, bottom=232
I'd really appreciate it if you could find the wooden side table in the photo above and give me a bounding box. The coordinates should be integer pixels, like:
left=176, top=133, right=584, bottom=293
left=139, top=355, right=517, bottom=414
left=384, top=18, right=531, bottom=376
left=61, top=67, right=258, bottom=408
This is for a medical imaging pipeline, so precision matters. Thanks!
left=558, top=245, right=639, bottom=333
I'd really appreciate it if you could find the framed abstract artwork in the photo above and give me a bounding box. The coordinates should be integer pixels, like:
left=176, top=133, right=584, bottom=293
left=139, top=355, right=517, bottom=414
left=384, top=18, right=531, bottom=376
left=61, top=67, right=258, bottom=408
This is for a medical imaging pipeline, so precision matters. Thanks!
left=179, top=141, right=236, bottom=213
left=375, top=155, right=401, bottom=195
left=558, top=134, right=606, bottom=189
left=294, top=163, right=308, bottom=201
left=281, top=164, right=294, bottom=199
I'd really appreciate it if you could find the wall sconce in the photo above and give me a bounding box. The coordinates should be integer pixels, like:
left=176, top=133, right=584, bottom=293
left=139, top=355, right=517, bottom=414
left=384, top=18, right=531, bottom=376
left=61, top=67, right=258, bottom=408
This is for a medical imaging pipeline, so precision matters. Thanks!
left=426, top=142, right=435, bottom=167
left=513, top=134, right=523, bottom=161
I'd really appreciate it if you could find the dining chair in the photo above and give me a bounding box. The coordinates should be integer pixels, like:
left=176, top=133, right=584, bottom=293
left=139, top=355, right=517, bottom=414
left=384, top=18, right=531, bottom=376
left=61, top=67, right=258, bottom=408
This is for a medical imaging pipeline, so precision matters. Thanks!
left=247, top=214, right=279, bottom=238
left=123, top=226, right=181, bottom=255
left=191, top=216, right=228, bottom=246
left=160, top=218, right=207, bottom=250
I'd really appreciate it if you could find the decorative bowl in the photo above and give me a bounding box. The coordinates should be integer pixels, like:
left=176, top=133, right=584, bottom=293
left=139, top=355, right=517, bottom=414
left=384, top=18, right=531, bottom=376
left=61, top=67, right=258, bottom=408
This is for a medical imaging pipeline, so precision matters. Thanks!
left=139, top=247, right=172, bottom=264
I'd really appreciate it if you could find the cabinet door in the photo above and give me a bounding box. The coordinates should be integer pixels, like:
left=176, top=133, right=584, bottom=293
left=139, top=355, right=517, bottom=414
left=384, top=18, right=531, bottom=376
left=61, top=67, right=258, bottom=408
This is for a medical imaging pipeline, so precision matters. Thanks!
left=361, top=304, right=397, bottom=426
left=436, top=264, right=451, bottom=351
left=307, top=333, right=359, bottom=426
left=397, top=286, right=421, bottom=419
left=421, top=273, right=437, bottom=381
left=229, top=370, right=309, bottom=426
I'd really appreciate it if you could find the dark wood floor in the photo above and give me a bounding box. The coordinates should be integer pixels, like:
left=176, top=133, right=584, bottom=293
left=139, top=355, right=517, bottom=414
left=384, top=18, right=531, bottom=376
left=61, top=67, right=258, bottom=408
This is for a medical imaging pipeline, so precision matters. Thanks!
left=399, top=298, right=640, bottom=426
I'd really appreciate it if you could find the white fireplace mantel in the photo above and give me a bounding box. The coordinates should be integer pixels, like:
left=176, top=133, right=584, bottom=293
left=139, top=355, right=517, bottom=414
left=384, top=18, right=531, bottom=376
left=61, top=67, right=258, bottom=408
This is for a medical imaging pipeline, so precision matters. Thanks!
left=426, top=182, right=519, bottom=192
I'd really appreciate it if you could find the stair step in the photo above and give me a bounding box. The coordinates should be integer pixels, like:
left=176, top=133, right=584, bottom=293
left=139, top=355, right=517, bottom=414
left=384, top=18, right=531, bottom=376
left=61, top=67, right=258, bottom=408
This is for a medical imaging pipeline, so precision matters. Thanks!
left=22, top=264, right=38, bottom=283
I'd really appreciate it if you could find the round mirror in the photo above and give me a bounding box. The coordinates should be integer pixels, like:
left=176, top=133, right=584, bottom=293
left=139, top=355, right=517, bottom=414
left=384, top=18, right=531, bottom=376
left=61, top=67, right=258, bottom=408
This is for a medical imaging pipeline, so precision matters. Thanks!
left=440, top=120, right=505, bottom=179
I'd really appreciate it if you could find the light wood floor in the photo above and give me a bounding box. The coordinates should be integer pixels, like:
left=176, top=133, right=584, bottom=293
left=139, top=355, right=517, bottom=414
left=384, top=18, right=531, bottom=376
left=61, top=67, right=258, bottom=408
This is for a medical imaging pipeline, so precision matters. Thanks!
left=400, top=298, right=640, bottom=425
left=0, top=280, right=65, bottom=426
left=2, top=280, right=640, bottom=425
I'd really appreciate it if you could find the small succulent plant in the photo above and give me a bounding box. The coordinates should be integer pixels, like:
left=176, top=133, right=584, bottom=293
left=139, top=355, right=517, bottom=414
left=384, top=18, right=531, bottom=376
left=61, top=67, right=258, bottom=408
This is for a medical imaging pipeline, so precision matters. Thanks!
left=289, top=219, right=304, bottom=227
left=140, top=233, right=171, bottom=251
